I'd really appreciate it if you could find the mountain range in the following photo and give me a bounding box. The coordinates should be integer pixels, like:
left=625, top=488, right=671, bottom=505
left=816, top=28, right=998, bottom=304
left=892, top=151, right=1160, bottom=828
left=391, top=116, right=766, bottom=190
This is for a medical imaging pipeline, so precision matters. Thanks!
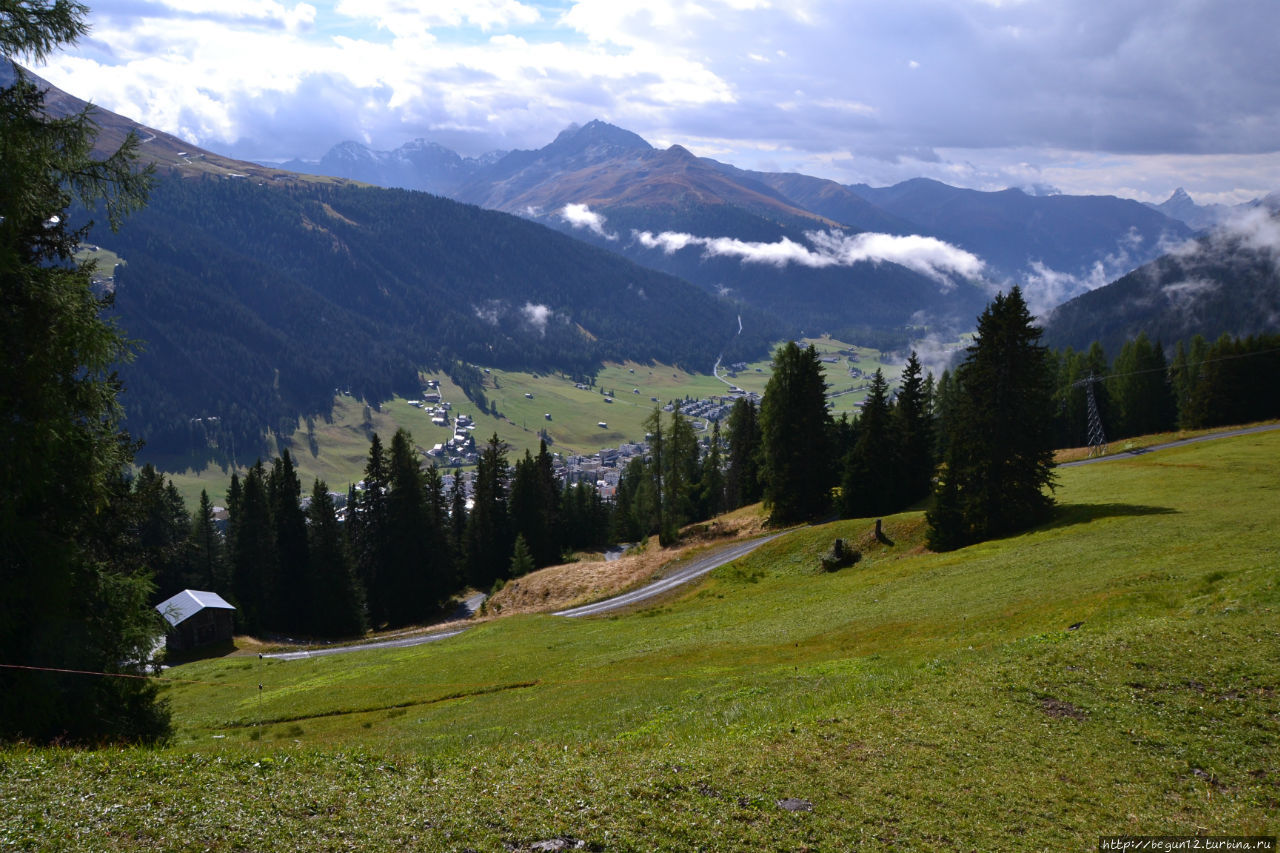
left=10, top=61, right=1279, bottom=462
left=280, top=122, right=1197, bottom=316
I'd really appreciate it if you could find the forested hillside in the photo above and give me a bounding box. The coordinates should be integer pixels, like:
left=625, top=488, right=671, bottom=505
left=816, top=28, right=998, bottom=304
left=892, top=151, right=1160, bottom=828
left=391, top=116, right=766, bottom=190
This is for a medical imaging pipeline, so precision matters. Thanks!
left=1043, top=211, right=1280, bottom=354
left=548, top=202, right=991, bottom=345
left=95, top=176, right=777, bottom=462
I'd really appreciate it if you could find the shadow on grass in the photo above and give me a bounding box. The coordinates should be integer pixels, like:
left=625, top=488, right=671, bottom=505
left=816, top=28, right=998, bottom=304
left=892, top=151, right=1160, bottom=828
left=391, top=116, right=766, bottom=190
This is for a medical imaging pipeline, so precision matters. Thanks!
left=1042, top=502, right=1178, bottom=532
left=162, top=639, right=238, bottom=666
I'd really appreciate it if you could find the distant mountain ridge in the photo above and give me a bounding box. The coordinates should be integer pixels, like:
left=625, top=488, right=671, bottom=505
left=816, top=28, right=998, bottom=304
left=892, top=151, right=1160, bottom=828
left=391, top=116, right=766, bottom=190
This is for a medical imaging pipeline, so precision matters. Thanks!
left=1043, top=209, right=1280, bottom=354
left=291, top=120, right=1202, bottom=330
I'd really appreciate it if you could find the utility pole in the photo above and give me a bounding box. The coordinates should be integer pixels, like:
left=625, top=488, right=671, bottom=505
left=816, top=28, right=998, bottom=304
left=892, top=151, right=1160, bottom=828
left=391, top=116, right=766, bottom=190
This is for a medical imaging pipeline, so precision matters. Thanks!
left=1072, top=372, right=1108, bottom=456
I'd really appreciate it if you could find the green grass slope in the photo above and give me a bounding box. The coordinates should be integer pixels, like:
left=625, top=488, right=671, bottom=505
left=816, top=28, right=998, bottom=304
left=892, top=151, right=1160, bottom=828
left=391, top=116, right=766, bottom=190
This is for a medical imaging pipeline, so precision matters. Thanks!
left=5, top=431, right=1277, bottom=850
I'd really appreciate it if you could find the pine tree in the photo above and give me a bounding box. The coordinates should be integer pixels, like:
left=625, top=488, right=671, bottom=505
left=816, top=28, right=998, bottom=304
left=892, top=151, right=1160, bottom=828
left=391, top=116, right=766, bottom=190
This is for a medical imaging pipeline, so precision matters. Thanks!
left=509, top=533, right=535, bottom=577
left=229, top=462, right=276, bottom=635
left=448, top=471, right=468, bottom=559
left=422, top=463, right=455, bottom=607
left=927, top=287, right=1057, bottom=549
left=466, top=433, right=511, bottom=589
left=352, top=433, right=390, bottom=626
left=840, top=369, right=899, bottom=517
left=699, top=420, right=726, bottom=519
left=1109, top=333, right=1176, bottom=439
left=759, top=342, right=833, bottom=524
left=267, top=450, right=308, bottom=632
left=0, top=1, right=166, bottom=743
left=305, top=479, right=367, bottom=637
left=892, top=352, right=935, bottom=507
left=132, top=465, right=193, bottom=602
left=188, top=489, right=226, bottom=591
left=383, top=429, right=433, bottom=627
left=724, top=397, right=762, bottom=509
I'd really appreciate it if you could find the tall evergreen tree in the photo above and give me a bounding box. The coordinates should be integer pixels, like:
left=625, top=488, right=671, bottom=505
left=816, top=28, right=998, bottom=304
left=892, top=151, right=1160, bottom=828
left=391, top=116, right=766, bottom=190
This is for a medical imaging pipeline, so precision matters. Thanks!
left=305, top=479, right=367, bottom=638
left=663, top=403, right=700, bottom=541
left=382, top=429, right=433, bottom=627
left=132, top=464, right=193, bottom=602
left=840, top=369, right=899, bottom=517
left=267, top=450, right=308, bottom=632
left=892, top=352, right=935, bottom=506
left=448, top=471, right=468, bottom=559
left=759, top=342, right=833, bottom=524
left=188, top=489, right=226, bottom=591
left=422, top=462, right=456, bottom=606
left=351, top=432, right=391, bottom=626
left=927, top=287, right=1057, bottom=549
left=0, top=0, right=167, bottom=743
left=724, top=397, right=762, bottom=510
left=230, top=462, right=276, bottom=634
left=699, top=420, right=726, bottom=519
left=1109, top=332, right=1176, bottom=439
left=466, top=433, right=511, bottom=589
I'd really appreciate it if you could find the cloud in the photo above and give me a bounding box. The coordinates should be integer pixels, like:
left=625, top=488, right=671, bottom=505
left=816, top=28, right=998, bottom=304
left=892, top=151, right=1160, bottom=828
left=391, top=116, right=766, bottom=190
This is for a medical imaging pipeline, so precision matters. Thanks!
left=1161, top=277, right=1218, bottom=312
left=560, top=203, right=616, bottom=240
left=633, top=227, right=984, bottom=288
left=1018, top=226, right=1185, bottom=315
left=1221, top=205, right=1280, bottom=267
left=473, top=300, right=501, bottom=326
left=521, top=302, right=552, bottom=335
left=31, top=0, right=1280, bottom=199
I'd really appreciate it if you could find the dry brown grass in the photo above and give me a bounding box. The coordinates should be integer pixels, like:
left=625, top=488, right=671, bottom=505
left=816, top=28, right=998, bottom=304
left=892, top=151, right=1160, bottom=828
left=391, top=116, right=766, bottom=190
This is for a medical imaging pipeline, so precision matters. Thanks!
left=484, top=504, right=770, bottom=616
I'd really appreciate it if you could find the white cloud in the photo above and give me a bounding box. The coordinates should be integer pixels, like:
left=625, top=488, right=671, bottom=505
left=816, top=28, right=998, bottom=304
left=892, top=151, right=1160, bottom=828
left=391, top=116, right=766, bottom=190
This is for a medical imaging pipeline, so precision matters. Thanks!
left=560, top=203, right=617, bottom=239
left=28, top=0, right=1280, bottom=199
left=633, top=227, right=984, bottom=287
left=1223, top=205, right=1280, bottom=263
left=522, top=302, right=553, bottom=335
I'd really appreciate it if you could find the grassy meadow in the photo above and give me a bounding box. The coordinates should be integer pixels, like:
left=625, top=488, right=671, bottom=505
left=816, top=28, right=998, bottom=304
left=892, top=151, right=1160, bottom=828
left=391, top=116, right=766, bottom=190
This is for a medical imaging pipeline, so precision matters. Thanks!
left=4, top=429, right=1277, bottom=850
left=160, top=336, right=904, bottom=507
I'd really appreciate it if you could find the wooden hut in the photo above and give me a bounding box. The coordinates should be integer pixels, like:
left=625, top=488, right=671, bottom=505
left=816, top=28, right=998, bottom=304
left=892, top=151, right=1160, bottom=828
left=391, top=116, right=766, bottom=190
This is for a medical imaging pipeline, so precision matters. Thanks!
left=156, top=589, right=236, bottom=652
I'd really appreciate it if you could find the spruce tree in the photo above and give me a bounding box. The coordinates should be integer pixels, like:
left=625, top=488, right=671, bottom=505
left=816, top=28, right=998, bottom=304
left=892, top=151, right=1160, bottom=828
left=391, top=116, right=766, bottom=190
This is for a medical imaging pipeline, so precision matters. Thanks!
left=1109, top=333, right=1176, bottom=439
left=840, top=369, right=899, bottom=518
left=892, top=352, right=935, bottom=507
left=422, top=463, right=456, bottom=606
left=352, top=433, right=390, bottom=626
left=0, top=1, right=166, bottom=743
left=267, top=450, right=308, bottom=632
left=189, top=489, right=226, bottom=591
left=230, top=462, right=276, bottom=635
left=759, top=342, right=833, bottom=524
left=509, top=533, right=535, bottom=577
left=305, top=479, right=367, bottom=637
left=448, top=471, right=468, bottom=559
left=700, top=420, right=726, bottom=519
left=466, top=433, right=511, bottom=589
left=927, top=287, right=1056, bottom=549
left=724, top=397, right=762, bottom=509
left=383, top=429, right=433, bottom=627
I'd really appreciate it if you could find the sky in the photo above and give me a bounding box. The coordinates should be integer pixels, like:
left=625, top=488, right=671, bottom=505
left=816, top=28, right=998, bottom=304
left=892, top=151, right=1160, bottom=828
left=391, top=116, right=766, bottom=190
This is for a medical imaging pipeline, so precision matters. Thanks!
left=29, top=0, right=1280, bottom=205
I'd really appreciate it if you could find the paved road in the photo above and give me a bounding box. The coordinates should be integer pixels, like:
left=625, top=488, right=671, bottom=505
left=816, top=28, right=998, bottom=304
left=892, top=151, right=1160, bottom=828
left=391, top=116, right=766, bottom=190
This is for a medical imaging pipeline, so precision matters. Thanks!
left=1058, top=422, right=1280, bottom=468
left=553, top=533, right=782, bottom=618
left=264, top=627, right=471, bottom=660
left=264, top=534, right=781, bottom=659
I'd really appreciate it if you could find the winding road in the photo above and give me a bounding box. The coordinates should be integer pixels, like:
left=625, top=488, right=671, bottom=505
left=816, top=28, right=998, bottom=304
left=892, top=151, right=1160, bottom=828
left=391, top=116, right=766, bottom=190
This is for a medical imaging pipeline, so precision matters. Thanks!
left=265, top=534, right=781, bottom=660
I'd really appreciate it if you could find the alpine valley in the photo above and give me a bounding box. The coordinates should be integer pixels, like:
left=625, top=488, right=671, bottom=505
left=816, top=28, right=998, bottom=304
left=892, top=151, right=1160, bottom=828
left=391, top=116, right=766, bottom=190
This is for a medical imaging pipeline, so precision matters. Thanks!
left=14, top=63, right=1278, bottom=470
